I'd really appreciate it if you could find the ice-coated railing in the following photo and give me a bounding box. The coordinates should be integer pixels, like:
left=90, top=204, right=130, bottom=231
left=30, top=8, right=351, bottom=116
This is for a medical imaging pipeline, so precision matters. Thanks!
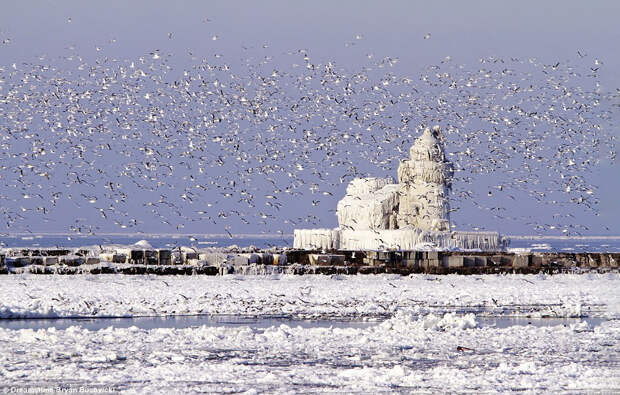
left=293, top=228, right=508, bottom=251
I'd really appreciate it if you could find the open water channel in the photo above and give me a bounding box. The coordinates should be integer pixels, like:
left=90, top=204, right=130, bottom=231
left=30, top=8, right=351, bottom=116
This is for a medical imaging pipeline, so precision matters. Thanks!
left=0, top=314, right=605, bottom=331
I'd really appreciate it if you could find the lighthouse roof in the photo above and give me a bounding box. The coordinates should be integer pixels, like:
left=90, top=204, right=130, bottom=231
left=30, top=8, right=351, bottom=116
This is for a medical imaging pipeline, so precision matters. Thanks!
left=410, top=125, right=445, bottom=161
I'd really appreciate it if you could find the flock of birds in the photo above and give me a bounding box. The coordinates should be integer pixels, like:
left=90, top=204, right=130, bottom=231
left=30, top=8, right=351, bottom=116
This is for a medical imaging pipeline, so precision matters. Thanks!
left=0, top=36, right=616, bottom=237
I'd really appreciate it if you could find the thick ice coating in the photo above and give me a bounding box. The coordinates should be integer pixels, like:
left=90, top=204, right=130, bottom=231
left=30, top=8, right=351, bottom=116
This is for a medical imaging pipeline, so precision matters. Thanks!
left=337, top=177, right=399, bottom=230
left=397, top=125, right=453, bottom=231
left=335, top=126, right=453, bottom=233
left=295, top=125, right=506, bottom=251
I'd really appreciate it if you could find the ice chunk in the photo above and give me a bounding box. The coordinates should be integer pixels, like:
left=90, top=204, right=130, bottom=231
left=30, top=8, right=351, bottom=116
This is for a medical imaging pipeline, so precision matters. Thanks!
left=133, top=240, right=153, bottom=249
left=380, top=311, right=478, bottom=331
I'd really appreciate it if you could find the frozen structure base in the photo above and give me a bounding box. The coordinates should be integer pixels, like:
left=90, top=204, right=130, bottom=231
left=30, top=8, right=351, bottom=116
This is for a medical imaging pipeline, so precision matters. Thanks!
left=293, top=228, right=341, bottom=251
left=293, top=228, right=508, bottom=251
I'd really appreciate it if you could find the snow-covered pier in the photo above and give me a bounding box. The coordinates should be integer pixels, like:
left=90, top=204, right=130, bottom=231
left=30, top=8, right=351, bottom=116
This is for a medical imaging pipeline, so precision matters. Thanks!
left=0, top=245, right=618, bottom=275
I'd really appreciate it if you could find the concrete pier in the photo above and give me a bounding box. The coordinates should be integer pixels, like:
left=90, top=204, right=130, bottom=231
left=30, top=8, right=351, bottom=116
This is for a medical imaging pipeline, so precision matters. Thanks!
left=0, top=247, right=617, bottom=275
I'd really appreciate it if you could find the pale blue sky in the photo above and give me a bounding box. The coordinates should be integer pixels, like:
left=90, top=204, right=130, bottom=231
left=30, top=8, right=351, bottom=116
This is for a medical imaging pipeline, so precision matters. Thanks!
left=0, top=1, right=617, bottom=235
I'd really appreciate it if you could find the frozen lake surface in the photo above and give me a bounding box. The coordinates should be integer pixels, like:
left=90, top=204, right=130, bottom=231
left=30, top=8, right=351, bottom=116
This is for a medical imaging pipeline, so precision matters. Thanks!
left=1, top=313, right=617, bottom=392
left=0, top=314, right=606, bottom=332
left=1, top=273, right=617, bottom=320
left=508, top=236, right=620, bottom=253
left=2, top=234, right=620, bottom=251
left=0, top=234, right=294, bottom=249
left=0, top=274, right=618, bottom=392
left=0, top=315, right=378, bottom=331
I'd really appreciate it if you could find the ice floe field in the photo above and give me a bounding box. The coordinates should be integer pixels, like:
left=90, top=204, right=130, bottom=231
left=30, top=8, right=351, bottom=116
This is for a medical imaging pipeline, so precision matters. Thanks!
left=1, top=273, right=618, bottom=392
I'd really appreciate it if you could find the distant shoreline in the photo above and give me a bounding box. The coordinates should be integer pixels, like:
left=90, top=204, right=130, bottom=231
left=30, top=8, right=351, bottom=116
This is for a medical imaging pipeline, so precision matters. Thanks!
left=2, top=233, right=620, bottom=240
left=0, top=233, right=294, bottom=239
left=506, top=235, right=620, bottom=240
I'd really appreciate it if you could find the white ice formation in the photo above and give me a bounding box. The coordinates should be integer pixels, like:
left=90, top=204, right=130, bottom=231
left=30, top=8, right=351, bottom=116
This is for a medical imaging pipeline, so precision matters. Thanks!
left=294, top=126, right=508, bottom=251
left=336, top=177, right=399, bottom=231
left=397, top=125, right=452, bottom=231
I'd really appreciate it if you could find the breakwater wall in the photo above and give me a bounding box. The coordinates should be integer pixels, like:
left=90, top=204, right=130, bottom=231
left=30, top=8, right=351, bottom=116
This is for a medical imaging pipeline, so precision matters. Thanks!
left=0, top=247, right=618, bottom=275
left=286, top=250, right=619, bottom=274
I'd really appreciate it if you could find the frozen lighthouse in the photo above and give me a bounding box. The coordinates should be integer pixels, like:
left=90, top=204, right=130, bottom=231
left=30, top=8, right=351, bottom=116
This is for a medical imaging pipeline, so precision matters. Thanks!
left=396, top=125, right=453, bottom=232
left=294, top=125, right=507, bottom=251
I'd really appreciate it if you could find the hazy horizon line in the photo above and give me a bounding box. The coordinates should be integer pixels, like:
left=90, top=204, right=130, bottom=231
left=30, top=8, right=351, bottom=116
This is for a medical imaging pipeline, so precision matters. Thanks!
left=2, top=232, right=620, bottom=240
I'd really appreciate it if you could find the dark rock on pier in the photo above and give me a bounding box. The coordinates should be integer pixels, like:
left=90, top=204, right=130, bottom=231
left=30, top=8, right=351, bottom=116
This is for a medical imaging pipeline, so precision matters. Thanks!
left=1, top=249, right=618, bottom=275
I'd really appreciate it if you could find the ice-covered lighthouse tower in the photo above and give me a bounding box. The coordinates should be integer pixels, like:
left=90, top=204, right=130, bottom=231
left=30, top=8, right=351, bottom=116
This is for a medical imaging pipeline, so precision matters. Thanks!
left=293, top=125, right=506, bottom=251
left=397, top=125, right=453, bottom=232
